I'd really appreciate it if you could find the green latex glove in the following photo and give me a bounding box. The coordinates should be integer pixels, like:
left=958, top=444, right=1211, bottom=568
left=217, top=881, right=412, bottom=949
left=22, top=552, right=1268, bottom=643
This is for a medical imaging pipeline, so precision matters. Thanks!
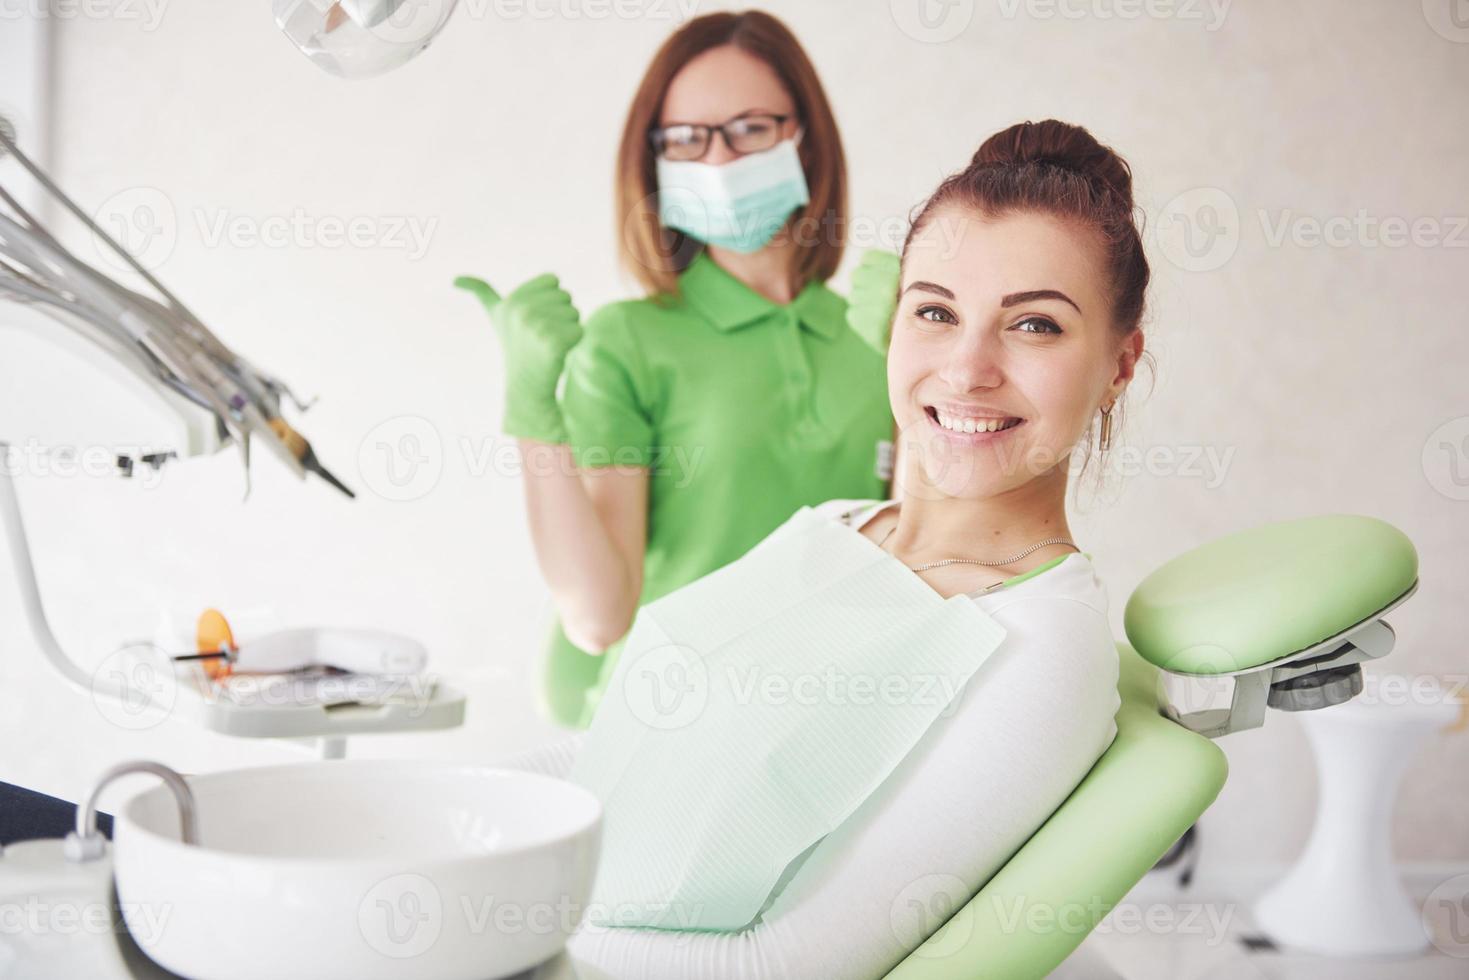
left=454, top=272, right=583, bottom=444
left=845, top=248, right=902, bottom=354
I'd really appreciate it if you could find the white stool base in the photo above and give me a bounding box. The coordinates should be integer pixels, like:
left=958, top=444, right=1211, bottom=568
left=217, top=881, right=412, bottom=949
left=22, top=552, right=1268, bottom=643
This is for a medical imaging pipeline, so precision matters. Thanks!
left=1252, top=686, right=1457, bottom=956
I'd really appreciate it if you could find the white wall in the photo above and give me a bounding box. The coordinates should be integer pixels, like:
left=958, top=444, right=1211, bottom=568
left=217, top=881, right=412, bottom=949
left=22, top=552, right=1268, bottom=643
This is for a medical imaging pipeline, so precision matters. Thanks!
left=1, top=0, right=1465, bottom=872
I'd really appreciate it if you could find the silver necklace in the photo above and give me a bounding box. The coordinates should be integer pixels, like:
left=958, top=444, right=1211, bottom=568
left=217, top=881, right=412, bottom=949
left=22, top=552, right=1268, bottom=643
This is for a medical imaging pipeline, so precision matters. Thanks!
left=878, top=525, right=1077, bottom=573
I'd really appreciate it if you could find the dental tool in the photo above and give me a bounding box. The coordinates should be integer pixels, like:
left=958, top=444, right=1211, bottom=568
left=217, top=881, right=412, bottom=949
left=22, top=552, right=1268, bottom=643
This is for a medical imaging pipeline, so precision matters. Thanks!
left=171, top=622, right=428, bottom=676
left=0, top=125, right=350, bottom=498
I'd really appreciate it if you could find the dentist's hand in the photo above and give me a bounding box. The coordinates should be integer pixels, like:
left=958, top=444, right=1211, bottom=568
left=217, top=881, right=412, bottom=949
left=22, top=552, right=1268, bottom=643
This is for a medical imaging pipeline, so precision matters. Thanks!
left=454, top=272, right=584, bottom=444
left=845, top=249, right=902, bottom=354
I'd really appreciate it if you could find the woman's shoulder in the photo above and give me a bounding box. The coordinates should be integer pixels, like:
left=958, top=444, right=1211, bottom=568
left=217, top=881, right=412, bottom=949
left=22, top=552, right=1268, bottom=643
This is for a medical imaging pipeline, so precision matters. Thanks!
left=980, top=552, right=1110, bottom=619
left=976, top=553, right=1119, bottom=700
left=574, top=290, right=697, bottom=368
left=584, top=290, right=690, bottom=332
left=582, top=297, right=647, bottom=334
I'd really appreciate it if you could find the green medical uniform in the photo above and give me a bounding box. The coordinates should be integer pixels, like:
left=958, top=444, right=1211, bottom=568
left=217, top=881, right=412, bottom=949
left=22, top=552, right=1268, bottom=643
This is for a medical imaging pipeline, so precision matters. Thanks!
left=543, top=251, right=894, bottom=728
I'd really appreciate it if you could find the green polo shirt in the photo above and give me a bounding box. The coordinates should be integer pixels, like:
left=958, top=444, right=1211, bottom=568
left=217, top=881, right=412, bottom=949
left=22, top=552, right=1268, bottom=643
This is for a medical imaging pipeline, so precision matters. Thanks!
left=542, top=251, right=893, bottom=728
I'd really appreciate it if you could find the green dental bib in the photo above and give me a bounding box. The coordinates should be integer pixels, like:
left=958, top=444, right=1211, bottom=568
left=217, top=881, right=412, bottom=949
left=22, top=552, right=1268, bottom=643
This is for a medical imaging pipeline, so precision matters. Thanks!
left=568, top=505, right=1009, bottom=931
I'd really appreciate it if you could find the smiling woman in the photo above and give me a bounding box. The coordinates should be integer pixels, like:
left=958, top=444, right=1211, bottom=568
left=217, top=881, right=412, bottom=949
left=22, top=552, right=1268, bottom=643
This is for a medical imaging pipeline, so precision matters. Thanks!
left=496, top=120, right=1151, bottom=980
left=887, top=119, right=1152, bottom=516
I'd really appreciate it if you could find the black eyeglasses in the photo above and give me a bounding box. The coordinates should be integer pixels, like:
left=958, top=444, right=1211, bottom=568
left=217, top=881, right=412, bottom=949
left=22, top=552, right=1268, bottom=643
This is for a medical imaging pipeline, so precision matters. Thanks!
left=648, top=112, right=795, bottom=162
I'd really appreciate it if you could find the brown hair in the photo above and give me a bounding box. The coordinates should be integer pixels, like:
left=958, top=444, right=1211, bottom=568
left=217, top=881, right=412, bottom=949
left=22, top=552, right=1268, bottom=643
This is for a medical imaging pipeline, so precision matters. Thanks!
left=904, top=119, right=1154, bottom=484
left=905, top=119, right=1150, bottom=332
left=615, top=10, right=847, bottom=297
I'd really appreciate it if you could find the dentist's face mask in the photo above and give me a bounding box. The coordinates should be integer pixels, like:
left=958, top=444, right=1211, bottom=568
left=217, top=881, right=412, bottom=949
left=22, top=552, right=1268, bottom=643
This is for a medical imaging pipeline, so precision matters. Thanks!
left=655, top=135, right=811, bottom=254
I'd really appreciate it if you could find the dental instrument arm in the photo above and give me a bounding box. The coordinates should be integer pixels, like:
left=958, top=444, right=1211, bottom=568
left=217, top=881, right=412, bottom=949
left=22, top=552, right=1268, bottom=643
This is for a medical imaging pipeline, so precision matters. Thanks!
left=0, top=113, right=466, bottom=753
left=0, top=124, right=365, bottom=722
left=0, top=126, right=348, bottom=497
left=0, top=442, right=111, bottom=696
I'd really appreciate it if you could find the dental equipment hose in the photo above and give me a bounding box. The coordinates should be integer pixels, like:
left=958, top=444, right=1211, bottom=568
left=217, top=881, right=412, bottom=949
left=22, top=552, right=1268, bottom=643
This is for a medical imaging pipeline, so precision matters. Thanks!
left=0, top=441, right=104, bottom=697
left=0, top=125, right=353, bottom=498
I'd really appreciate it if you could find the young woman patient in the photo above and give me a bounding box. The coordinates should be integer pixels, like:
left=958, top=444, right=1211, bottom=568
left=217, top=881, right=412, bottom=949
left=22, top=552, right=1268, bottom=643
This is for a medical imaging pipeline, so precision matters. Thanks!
left=500, top=117, right=1150, bottom=980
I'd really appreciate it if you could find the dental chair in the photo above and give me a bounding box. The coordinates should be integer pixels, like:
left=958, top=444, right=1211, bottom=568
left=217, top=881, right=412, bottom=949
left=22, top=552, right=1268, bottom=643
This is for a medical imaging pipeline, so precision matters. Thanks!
left=545, top=512, right=1420, bottom=980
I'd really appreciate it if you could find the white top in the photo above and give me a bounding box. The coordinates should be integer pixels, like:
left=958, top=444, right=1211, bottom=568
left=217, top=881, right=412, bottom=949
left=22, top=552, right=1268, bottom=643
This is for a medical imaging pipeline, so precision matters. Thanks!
left=500, top=498, right=1121, bottom=980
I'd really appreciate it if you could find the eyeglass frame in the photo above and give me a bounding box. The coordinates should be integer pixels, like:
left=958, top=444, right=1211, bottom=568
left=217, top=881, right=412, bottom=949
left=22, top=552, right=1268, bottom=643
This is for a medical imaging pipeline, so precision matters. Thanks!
left=647, top=112, right=801, bottom=162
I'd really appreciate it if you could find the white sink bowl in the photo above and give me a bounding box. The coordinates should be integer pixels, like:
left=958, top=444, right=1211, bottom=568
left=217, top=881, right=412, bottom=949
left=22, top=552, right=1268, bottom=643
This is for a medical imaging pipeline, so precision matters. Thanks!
left=113, top=761, right=601, bottom=980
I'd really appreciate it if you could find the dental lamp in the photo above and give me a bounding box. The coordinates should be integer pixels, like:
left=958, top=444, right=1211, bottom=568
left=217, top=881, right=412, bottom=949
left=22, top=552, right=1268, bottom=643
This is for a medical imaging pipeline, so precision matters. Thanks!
left=274, top=0, right=461, bottom=79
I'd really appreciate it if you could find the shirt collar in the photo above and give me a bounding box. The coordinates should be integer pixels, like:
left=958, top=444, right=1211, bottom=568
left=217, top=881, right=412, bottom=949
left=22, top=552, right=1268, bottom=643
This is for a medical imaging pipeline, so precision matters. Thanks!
left=678, top=250, right=843, bottom=340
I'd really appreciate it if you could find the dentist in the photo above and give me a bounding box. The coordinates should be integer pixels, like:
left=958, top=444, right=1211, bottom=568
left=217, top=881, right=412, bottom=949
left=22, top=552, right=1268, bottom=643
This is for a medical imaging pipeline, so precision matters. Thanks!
left=457, top=10, right=897, bottom=728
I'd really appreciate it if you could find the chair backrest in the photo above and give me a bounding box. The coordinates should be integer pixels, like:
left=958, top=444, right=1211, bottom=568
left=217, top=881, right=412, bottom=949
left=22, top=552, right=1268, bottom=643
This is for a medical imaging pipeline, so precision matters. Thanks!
left=883, top=643, right=1229, bottom=980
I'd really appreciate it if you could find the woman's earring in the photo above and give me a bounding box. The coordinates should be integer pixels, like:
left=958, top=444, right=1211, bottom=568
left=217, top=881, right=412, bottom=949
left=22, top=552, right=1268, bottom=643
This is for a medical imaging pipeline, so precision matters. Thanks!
left=1098, top=402, right=1115, bottom=452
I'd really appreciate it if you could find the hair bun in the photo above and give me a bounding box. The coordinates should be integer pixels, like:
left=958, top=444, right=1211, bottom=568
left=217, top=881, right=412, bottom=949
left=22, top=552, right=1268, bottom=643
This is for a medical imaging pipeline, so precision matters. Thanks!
left=971, top=119, right=1135, bottom=209
left=904, top=117, right=1150, bottom=334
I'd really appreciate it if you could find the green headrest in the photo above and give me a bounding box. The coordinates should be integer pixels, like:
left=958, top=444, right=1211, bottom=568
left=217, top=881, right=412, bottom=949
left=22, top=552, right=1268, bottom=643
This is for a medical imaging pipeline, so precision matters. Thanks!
left=1123, top=514, right=1417, bottom=676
